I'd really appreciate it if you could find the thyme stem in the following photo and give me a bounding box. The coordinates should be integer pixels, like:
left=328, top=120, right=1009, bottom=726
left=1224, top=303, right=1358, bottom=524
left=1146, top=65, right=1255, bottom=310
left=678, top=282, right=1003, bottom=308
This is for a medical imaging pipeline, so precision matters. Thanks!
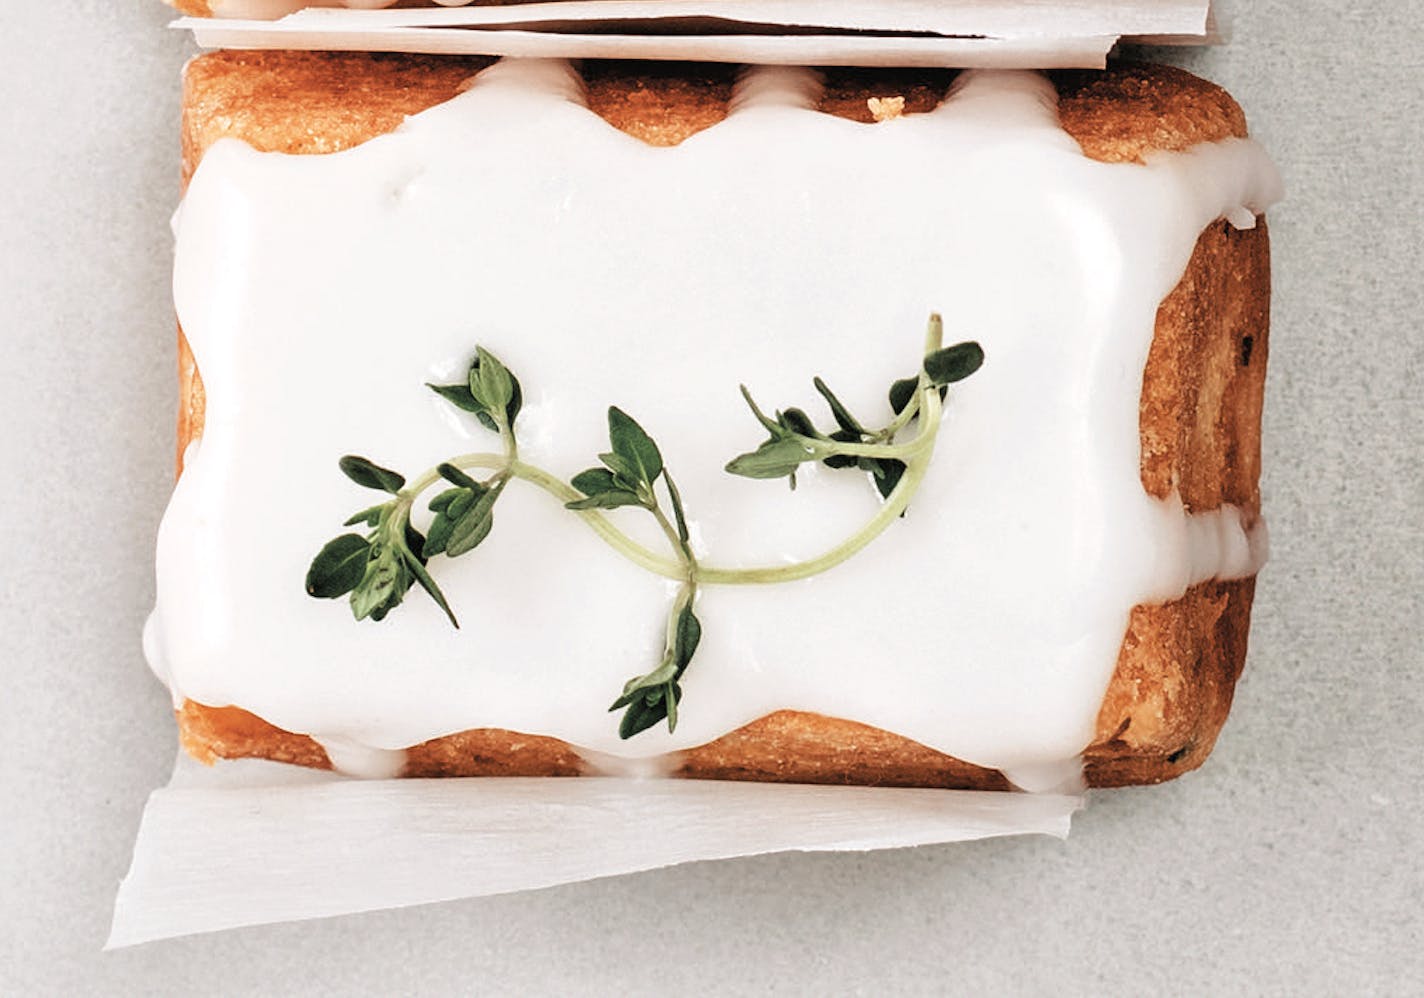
left=398, top=382, right=944, bottom=588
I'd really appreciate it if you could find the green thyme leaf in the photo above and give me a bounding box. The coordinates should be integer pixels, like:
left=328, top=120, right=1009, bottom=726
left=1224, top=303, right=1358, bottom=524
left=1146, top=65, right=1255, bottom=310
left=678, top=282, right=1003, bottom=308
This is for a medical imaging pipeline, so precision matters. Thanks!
left=738, top=385, right=781, bottom=434
left=616, top=684, right=681, bottom=739
left=565, top=490, right=644, bottom=511
left=673, top=604, right=701, bottom=669
left=888, top=376, right=919, bottom=416
left=597, top=451, right=646, bottom=494
left=664, top=680, right=680, bottom=731
left=607, top=406, right=663, bottom=487
left=427, top=381, right=482, bottom=413
left=447, top=486, right=483, bottom=522
left=664, top=470, right=690, bottom=546
left=470, top=346, right=516, bottom=419
left=890, top=378, right=950, bottom=415
left=351, top=545, right=406, bottom=621
left=872, top=458, right=907, bottom=501
left=403, top=520, right=427, bottom=562
left=339, top=455, right=406, bottom=494
left=343, top=503, right=388, bottom=528
left=431, top=349, right=523, bottom=431
left=570, top=467, right=619, bottom=496
left=428, top=487, right=465, bottom=514
left=404, top=550, right=458, bottom=628
left=813, top=377, right=866, bottom=435
left=305, top=533, right=371, bottom=599
left=438, top=462, right=480, bottom=490
left=423, top=510, right=456, bottom=557
left=611, top=649, right=683, bottom=738
left=778, top=407, right=823, bottom=440
left=822, top=430, right=861, bottom=470
left=725, top=436, right=811, bottom=480
left=923, top=341, right=985, bottom=386
left=444, top=486, right=500, bottom=558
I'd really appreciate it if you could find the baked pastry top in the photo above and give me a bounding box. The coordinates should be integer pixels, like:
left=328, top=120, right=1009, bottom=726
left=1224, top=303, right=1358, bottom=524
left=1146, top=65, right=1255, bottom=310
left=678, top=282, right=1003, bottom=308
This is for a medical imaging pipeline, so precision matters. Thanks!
left=155, top=52, right=1276, bottom=791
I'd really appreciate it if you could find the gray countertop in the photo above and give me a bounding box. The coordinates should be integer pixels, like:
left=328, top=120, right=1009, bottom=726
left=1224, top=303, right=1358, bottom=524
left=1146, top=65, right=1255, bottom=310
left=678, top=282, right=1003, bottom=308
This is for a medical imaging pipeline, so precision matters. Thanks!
left=3, top=1, right=1421, bottom=993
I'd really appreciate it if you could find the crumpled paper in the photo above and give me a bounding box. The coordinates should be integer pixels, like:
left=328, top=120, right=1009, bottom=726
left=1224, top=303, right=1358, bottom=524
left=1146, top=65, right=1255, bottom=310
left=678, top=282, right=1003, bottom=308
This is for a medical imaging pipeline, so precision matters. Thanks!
left=108, top=755, right=1081, bottom=946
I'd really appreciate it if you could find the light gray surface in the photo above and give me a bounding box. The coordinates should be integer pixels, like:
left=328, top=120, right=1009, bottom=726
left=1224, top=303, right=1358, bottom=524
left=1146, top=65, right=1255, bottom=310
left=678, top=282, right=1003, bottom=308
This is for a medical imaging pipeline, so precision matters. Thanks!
left=2, top=1, right=1421, bottom=993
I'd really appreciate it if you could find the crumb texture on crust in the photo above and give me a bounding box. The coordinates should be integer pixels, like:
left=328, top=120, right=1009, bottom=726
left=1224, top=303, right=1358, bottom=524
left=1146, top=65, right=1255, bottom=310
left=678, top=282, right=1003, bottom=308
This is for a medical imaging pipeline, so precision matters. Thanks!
left=172, top=54, right=1267, bottom=788
left=675, top=711, right=1013, bottom=790
left=177, top=701, right=332, bottom=770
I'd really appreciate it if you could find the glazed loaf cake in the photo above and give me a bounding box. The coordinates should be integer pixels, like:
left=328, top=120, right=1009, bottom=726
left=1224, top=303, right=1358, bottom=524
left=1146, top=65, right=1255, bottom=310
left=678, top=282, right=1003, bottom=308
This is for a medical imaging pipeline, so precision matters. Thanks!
left=157, top=51, right=1274, bottom=791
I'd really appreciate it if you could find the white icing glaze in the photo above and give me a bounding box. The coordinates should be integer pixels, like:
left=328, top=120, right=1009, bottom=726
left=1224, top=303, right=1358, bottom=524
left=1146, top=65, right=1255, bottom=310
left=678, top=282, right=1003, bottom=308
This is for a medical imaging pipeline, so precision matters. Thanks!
left=311, top=737, right=407, bottom=779
left=150, top=60, right=1280, bottom=782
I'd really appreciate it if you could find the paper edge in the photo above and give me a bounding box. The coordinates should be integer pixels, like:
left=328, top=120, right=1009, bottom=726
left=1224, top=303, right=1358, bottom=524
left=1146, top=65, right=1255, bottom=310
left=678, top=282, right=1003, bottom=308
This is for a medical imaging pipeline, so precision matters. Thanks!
left=175, top=20, right=1124, bottom=68
left=275, top=0, right=1211, bottom=37
left=108, top=770, right=1080, bottom=949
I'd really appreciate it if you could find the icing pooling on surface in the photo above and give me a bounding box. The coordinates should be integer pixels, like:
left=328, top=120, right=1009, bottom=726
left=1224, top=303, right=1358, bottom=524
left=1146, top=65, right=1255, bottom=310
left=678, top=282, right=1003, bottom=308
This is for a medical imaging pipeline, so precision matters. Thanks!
left=150, top=60, right=1280, bottom=787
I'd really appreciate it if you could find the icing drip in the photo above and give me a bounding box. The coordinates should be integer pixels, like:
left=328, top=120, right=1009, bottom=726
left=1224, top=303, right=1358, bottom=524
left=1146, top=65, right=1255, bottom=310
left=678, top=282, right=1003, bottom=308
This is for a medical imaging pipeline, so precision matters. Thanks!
left=312, top=737, right=407, bottom=779
left=152, top=60, right=1282, bottom=784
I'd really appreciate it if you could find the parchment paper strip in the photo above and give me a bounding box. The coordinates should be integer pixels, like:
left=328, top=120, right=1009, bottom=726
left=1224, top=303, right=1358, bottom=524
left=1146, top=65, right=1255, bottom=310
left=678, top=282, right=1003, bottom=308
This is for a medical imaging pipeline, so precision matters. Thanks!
left=275, top=0, right=1210, bottom=36
left=177, top=0, right=1216, bottom=67
left=108, top=758, right=1080, bottom=947
left=177, top=21, right=1122, bottom=67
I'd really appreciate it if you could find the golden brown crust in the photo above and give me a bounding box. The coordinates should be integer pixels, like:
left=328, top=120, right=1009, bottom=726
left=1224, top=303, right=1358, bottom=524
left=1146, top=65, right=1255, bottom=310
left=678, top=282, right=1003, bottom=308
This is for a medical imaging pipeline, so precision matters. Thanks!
left=1053, top=64, right=1249, bottom=164
left=178, top=701, right=332, bottom=769
left=674, top=712, right=1012, bottom=790
left=173, top=53, right=1267, bottom=788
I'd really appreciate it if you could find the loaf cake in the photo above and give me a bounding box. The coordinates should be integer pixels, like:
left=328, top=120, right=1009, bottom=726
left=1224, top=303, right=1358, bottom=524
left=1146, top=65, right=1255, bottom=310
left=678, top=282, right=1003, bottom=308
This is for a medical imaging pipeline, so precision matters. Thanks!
left=148, top=51, right=1278, bottom=793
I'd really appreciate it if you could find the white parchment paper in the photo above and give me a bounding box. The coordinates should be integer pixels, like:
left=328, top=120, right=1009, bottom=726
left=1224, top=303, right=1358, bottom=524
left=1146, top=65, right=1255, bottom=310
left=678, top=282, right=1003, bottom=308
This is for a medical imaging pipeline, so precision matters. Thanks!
left=108, top=756, right=1080, bottom=946
left=176, top=0, right=1216, bottom=67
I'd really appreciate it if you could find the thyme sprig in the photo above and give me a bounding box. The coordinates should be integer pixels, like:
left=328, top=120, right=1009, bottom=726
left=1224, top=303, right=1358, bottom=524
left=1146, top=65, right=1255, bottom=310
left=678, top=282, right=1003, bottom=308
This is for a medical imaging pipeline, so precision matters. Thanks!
left=305, top=314, right=982, bottom=740
left=726, top=325, right=984, bottom=498
left=565, top=408, right=702, bottom=737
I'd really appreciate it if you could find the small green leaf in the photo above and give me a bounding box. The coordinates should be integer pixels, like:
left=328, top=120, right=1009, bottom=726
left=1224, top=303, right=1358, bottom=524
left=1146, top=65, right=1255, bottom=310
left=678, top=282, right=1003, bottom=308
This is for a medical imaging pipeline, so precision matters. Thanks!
left=570, top=467, right=619, bottom=497
left=343, top=503, right=387, bottom=528
left=888, top=376, right=919, bottom=416
left=447, top=487, right=482, bottom=522
left=565, top=490, right=644, bottom=511
left=351, top=547, right=405, bottom=621
left=612, top=674, right=682, bottom=738
left=597, top=451, right=646, bottom=494
left=813, top=377, right=866, bottom=435
left=423, top=510, right=455, bottom=557
left=339, top=455, right=406, bottom=494
left=438, top=463, right=480, bottom=489
left=445, top=488, right=499, bottom=557
left=664, top=470, right=690, bottom=546
left=664, top=681, right=679, bottom=732
left=470, top=347, right=515, bottom=419
left=427, top=382, right=484, bottom=414
left=404, top=551, right=459, bottom=628
left=617, top=695, right=666, bottom=739
left=923, top=341, right=985, bottom=386
left=445, top=510, right=494, bottom=559
left=673, top=604, right=701, bottom=670
left=428, top=488, right=465, bottom=514
left=607, top=406, right=663, bottom=486
left=872, top=459, right=907, bottom=501
left=724, top=437, right=811, bottom=480
left=821, top=430, right=861, bottom=470
left=738, top=385, right=781, bottom=434
left=305, top=534, right=371, bottom=599
left=403, top=520, right=428, bottom=564
left=778, top=407, right=821, bottom=440
left=504, top=376, right=524, bottom=427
